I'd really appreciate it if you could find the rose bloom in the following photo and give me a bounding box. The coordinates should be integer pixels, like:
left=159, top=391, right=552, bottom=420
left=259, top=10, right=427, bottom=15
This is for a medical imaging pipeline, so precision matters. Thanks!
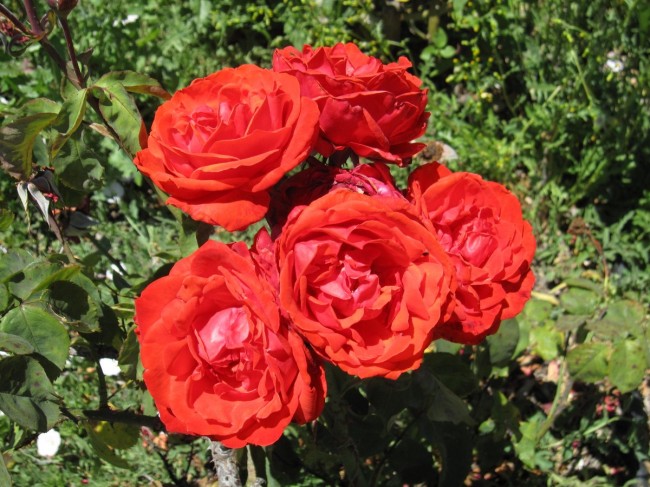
left=277, top=189, right=455, bottom=379
left=135, top=233, right=326, bottom=448
left=408, top=162, right=536, bottom=344
left=134, top=64, right=319, bottom=231
left=267, top=161, right=403, bottom=236
left=273, top=43, right=429, bottom=165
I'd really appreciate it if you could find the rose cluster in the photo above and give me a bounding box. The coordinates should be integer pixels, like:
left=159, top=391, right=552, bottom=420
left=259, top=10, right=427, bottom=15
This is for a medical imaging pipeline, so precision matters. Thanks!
left=133, top=43, right=536, bottom=447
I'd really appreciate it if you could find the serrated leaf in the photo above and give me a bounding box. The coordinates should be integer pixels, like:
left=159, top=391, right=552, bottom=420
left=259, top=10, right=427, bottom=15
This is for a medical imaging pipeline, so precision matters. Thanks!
left=0, top=208, right=14, bottom=231
left=95, top=71, right=171, bottom=100
left=556, top=314, right=589, bottom=332
left=7, top=260, right=78, bottom=301
left=389, top=438, right=436, bottom=484
left=48, top=280, right=100, bottom=332
left=428, top=421, right=473, bottom=487
left=487, top=318, right=520, bottom=366
left=601, top=299, right=646, bottom=336
left=83, top=422, right=130, bottom=468
left=0, top=356, right=60, bottom=431
left=530, top=323, right=563, bottom=361
left=423, top=352, right=477, bottom=397
left=609, top=339, right=646, bottom=393
left=0, top=305, right=70, bottom=371
left=567, top=342, right=610, bottom=383
left=117, top=326, right=141, bottom=380
left=93, top=82, right=146, bottom=156
left=15, top=98, right=60, bottom=117
left=427, top=377, right=474, bottom=425
left=0, top=451, right=11, bottom=487
left=0, top=113, right=58, bottom=180
left=561, top=287, right=600, bottom=316
left=0, top=285, right=8, bottom=312
left=50, top=88, right=88, bottom=158
left=91, top=421, right=139, bottom=450
left=0, top=332, right=35, bottom=355
left=54, top=136, right=104, bottom=192
left=0, top=249, right=33, bottom=282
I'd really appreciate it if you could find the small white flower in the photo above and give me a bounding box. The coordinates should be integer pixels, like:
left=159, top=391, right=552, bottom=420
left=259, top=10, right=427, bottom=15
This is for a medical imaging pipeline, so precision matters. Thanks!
left=37, top=429, right=61, bottom=457
left=99, top=358, right=121, bottom=377
left=0, top=96, right=9, bottom=105
left=112, top=14, right=139, bottom=27
left=605, top=59, right=624, bottom=73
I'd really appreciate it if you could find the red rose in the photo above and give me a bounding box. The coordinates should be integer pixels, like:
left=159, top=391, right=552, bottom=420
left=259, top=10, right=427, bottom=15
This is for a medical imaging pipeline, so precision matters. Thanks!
left=277, top=189, right=455, bottom=379
left=134, top=65, right=319, bottom=231
left=267, top=161, right=403, bottom=236
left=408, top=162, right=536, bottom=344
left=272, top=43, right=429, bottom=165
left=134, top=233, right=326, bottom=448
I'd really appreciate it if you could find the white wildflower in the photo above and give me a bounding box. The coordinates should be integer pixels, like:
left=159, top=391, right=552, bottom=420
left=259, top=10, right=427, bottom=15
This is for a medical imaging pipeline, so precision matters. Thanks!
left=99, top=358, right=121, bottom=377
left=37, top=429, right=61, bottom=458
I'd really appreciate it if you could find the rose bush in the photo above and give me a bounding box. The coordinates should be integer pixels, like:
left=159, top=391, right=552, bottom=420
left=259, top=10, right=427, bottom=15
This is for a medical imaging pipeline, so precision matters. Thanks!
left=134, top=64, right=319, bottom=231
left=276, top=189, right=456, bottom=379
left=273, top=43, right=429, bottom=165
left=134, top=234, right=326, bottom=448
left=408, top=163, right=536, bottom=344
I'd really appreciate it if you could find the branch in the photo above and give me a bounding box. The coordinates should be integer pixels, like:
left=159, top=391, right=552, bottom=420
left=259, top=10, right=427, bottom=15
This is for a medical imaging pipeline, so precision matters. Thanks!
left=209, top=441, right=242, bottom=487
left=21, top=0, right=42, bottom=35
left=0, top=3, right=30, bottom=34
left=80, top=409, right=165, bottom=431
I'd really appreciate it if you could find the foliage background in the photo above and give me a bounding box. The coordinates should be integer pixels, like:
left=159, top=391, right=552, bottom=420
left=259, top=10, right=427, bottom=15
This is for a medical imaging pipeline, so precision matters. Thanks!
left=0, top=0, right=649, bottom=485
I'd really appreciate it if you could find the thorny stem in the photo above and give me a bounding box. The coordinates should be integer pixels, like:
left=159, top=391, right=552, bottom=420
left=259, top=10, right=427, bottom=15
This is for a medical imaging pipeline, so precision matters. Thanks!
left=61, top=407, right=165, bottom=431
left=209, top=441, right=242, bottom=487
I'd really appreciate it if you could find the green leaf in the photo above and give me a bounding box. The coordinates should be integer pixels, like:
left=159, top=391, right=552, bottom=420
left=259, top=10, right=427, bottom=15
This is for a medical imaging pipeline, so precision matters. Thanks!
left=91, top=421, right=139, bottom=450
left=0, top=113, right=58, bottom=180
left=561, top=287, right=600, bottom=315
left=48, top=280, right=100, bottom=332
left=7, top=260, right=78, bottom=301
left=0, top=356, right=60, bottom=431
left=0, top=332, right=35, bottom=355
left=0, top=285, right=8, bottom=312
left=83, top=422, right=130, bottom=469
left=0, top=305, right=70, bottom=371
left=567, top=342, right=610, bottom=383
left=487, top=318, right=520, bottom=366
left=389, top=438, right=436, bottom=484
left=530, top=323, right=563, bottom=361
left=95, top=71, right=171, bottom=100
left=0, top=208, right=14, bottom=231
left=117, top=326, right=141, bottom=380
left=54, top=136, right=104, bottom=192
left=0, top=249, right=33, bottom=282
left=428, top=421, right=473, bottom=487
left=609, top=339, right=646, bottom=393
left=426, top=377, right=474, bottom=425
left=93, top=82, right=146, bottom=156
left=598, top=299, right=646, bottom=337
left=423, top=352, right=477, bottom=397
left=50, top=88, right=88, bottom=158
left=0, top=451, right=11, bottom=487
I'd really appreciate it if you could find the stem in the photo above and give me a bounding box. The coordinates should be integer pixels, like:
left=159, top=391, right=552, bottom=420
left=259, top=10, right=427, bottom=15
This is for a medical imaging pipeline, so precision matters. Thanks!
left=58, top=14, right=84, bottom=87
left=0, top=3, right=30, bottom=34
left=21, top=0, right=41, bottom=35
left=80, top=409, right=165, bottom=431
left=209, top=441, right=242, bottom=487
